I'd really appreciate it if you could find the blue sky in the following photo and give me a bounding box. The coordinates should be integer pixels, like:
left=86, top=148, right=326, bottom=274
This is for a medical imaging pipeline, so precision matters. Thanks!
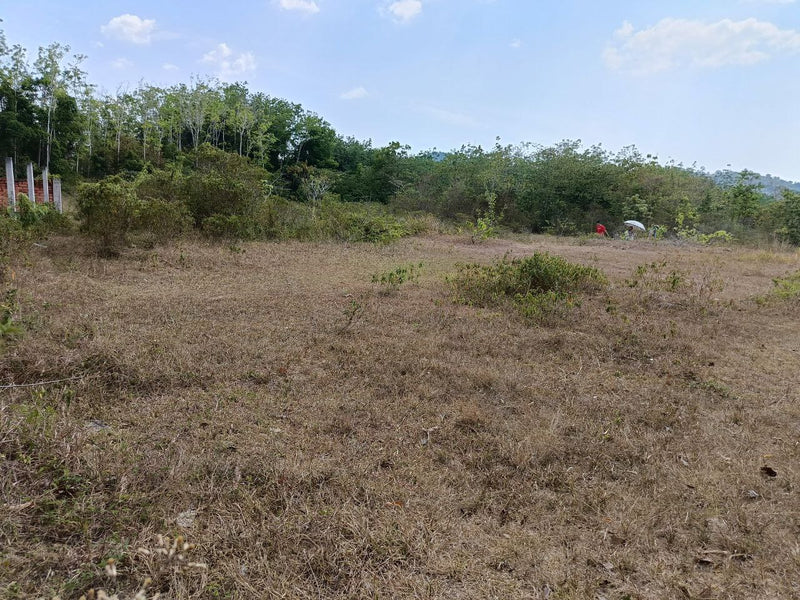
left=3, top=0, right=799, bottom=180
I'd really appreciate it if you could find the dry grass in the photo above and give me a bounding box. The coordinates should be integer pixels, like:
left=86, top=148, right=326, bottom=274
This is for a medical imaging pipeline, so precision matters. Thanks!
left=1, top=234, right=799, bottom=599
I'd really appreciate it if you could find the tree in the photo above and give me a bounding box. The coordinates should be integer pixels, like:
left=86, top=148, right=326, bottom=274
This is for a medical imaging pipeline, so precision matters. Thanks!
left=782, top=189, right=800, bottom=245
left=302, top=169, right=333, bottom=220
left=294, top=114, right=337, bottom=168
left=223, top=83, right=255, bottom=156
left=727, top=170, right=764, bottom=227
left=180, top=78, right=218, bottom=151
left=33, top=42, right=86, bottom=171
left=134, top=84, right=165, bottom=163
left=0, top=42, right=41, bottom=166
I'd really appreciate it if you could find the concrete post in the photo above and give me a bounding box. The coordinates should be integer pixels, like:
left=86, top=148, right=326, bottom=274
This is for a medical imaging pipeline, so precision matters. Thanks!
left=42, top=167, right=49, bottom=205
left=27, top=162, right=36, bottom=204
left=5, top=157, right=15, bottom=210
left=53, top=178, right=63, bottom=213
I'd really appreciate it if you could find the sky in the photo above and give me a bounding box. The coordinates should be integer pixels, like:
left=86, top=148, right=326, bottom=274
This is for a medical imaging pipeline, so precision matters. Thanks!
left=2, top=0, right=799, bottom=181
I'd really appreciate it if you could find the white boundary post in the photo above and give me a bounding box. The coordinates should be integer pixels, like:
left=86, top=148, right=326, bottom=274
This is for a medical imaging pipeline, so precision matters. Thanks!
left=42, top=167, right=50, bottom=205
left=5, top=157, right=15, bottom=211
left=53, top=178, right=63, bottom=213
left=27, top=162, right=36, bottom=204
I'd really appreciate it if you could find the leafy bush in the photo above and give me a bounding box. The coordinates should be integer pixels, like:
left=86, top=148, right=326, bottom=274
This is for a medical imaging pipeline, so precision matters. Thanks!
left=281, top=200, right=428, bottom=243
left=202, top=215, right=254, bottom=239
left=77, top=174, right=195, bottom=252
left=465, top=191, right=504, bottom=243
left=771, top=270, right=800, bottom=300
left=183, top=145, right=270, bottom=225
left=677, top=226, right=734, bottom=245
left=133, top=198, right=192, bottom=246
left=8, top=194, right=71, bottom=234
left=449, top=252, right=606, bottom=322
left=372, top=262, right=423, bottom=293
left=76, top=176, right=140, bottom=254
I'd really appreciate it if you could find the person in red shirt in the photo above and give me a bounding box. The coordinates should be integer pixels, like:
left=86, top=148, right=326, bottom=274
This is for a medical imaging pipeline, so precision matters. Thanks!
left=595, top=222, right=608, bottom=237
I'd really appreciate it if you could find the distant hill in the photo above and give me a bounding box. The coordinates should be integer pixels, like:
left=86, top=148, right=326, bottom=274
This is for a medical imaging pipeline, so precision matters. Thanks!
left=712, top=170, right=800, bottom=198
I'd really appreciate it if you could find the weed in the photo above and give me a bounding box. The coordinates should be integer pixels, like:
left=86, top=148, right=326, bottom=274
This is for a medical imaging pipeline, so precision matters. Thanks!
left=372, top=262, right=424, bottom=292
left=0, top=288, right=23, bottom=343
left=677, top=227, right=735, bottom=245
left=337, top=296, right=366, bottom=333
left=465, top=191, right=504, bottom=243
left=625, top=261, right=684, bottom=291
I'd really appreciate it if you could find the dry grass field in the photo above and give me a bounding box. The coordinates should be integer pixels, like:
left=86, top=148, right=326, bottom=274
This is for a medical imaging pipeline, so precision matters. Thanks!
left=1, top=233, right=799, bottom=599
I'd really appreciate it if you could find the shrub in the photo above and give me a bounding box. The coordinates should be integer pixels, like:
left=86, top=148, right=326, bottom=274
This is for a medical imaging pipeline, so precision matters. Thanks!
left=465, top=191, right=504, bottom=243
left=202, top=214, right=254, bottom=240
left=677, top=227, right=734, bottom=245
left=183, top=145, right=270, bottom=225
left=449, top=252, right=606, bottom=322
left=372, top=262, right=424, bottom=293
left=76, top=176, right=140, bottom=254
left=338, top=206, right=410, bottom=243
left=625, top=261, right=685, bottom=291
left=9, top=194, right=71, bottom=235
left=285, top=200, right=427, bottom=244
left=771, top=270, right=800, bottom=300
left=134, top=198, right=192, bottom=246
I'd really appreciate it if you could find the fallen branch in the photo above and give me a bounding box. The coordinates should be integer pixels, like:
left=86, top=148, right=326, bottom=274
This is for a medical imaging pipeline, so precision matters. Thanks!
left=0, top=374, right=89, bottom=390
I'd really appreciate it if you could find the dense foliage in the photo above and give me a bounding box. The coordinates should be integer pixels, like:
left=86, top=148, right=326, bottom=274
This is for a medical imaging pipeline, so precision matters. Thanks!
left=2, top=30, right=800, bottom=246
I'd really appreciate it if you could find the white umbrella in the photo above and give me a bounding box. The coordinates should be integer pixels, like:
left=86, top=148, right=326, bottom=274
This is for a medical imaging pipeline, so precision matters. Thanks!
left=624, top=220, right=646, bottom=231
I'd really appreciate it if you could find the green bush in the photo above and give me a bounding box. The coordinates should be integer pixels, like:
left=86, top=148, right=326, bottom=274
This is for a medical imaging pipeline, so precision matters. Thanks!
left=450, top=252, right=607, bottom=322
left=372, top=262, right=423, bottom=293
left=202, top=214, right=253, bottom=239
left=465, top=191, right=504, bottom=243
left=76, top=176, right=140, bottom=254
left=77, top=174, right=194, bottom=252
left=9, top=194, right=71, bottom=234
left=280, top=200, right=427, bottom=243
left=134, top=198, right=192, bottom=246
left=771, top=270, right=800, bottom=300
left=183, top=145, right=270, bottom=225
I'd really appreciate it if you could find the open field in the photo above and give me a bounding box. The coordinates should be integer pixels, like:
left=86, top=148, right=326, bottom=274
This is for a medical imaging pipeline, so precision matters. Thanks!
left=1, top=234, right=799, bottom=599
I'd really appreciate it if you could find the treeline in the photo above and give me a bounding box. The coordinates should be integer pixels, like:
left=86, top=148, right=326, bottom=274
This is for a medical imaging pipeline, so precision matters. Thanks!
left=2, top=32, right=799, bottom=246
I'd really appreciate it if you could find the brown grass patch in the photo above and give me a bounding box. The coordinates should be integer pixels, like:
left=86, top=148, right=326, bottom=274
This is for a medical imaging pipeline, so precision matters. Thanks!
left=1, top=234, right=799, bottom=598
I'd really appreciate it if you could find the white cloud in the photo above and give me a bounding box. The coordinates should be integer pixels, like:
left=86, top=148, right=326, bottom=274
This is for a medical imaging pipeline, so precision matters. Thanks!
left=388, top=0, right=422, bottom=23
left=101, top=14, right=157, bottom=45
left=162, top=63, right=179, bottom=71
left=111, top=57, right=134, bottom=70
left=604, top=18, right=800, bottom=75
left=510, top=38, right=522, bottom=48
left=278, top=0, right=320, bottom=14
left=340, top=86, right=368, bottom=100
left=202, top=43, right=257, bottom=80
